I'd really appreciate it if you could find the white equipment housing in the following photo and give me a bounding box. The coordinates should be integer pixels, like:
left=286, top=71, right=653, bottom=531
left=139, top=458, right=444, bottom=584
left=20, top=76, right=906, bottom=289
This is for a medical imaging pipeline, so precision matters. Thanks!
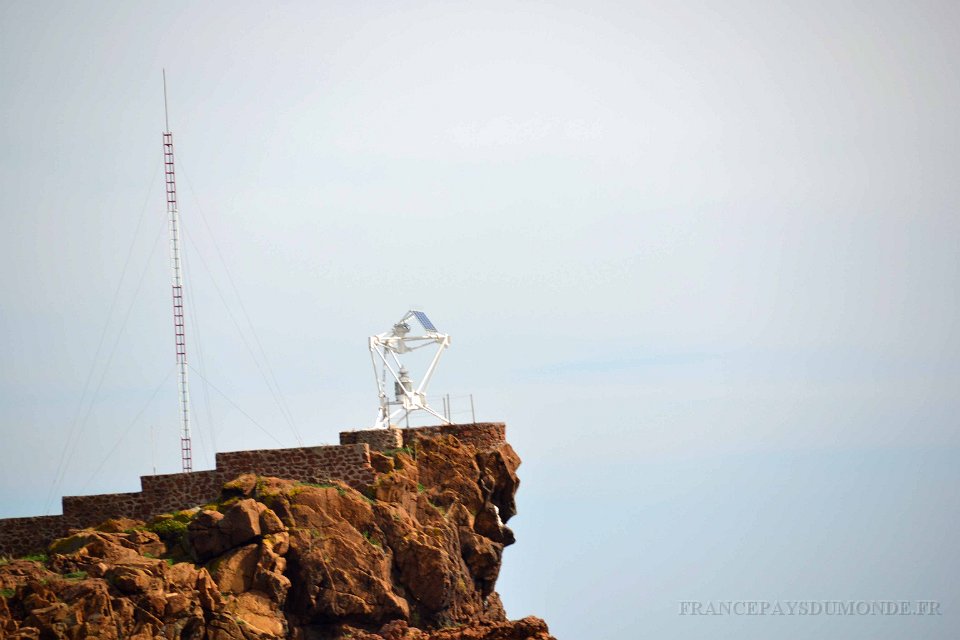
left=369, top=310, right=451, bottom=429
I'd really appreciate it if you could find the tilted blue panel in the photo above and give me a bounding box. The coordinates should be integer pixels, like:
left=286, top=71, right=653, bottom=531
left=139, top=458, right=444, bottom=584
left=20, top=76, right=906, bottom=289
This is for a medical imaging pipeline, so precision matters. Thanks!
left=412, top=310, right=437, bottom=332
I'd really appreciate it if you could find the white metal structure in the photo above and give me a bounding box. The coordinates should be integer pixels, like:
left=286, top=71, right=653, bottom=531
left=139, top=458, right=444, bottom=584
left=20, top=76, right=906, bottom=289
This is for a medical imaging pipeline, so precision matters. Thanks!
left=369, top=310, right=451, bottom=429
left=162, top=71, right=192, bottom=472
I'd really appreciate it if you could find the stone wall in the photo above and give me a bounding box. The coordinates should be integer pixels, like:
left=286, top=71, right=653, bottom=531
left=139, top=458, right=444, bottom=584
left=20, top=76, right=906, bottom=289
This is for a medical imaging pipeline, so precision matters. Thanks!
left=399, top=422, right=506, bottom=451
left=338, top=428, right=403, bottom=450
left=0, top=516, right=66, bottom=561
left=216, top=444, right=375, bottom=490
left=0, top=423, right=504, bottom=558
left=61, top=492, right=147, bottom=531
left=140, top=470, right=225, bottom=517
left=339, top=423, right=506, bottom=452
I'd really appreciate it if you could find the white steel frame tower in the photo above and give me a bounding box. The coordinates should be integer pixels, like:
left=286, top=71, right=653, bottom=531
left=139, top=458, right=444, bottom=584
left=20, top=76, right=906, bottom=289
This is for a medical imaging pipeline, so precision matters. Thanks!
left=369, top=310, right=452, bottom=429
left=162, top=71, right=192, bottom=472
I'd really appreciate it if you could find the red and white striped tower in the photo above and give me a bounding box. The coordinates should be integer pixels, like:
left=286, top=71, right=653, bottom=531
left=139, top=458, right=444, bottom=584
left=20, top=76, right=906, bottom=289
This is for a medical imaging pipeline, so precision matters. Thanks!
left=162, top=70, right=192, bottom=472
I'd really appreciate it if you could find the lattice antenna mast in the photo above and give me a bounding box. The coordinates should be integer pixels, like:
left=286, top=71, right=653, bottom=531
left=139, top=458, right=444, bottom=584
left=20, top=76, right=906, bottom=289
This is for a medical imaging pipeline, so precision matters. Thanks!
left=369, top=310, right=452, bottom=429
left=162, top=70, right=192, bottom=472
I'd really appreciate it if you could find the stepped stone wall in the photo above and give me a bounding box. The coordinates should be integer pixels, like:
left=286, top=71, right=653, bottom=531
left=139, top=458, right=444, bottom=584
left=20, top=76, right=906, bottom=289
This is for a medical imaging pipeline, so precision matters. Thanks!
left=0, top=423, right=505, bottom=558
left=216, top=444, right=375, bottom=488
left=140, top=470, right=225, bottom=517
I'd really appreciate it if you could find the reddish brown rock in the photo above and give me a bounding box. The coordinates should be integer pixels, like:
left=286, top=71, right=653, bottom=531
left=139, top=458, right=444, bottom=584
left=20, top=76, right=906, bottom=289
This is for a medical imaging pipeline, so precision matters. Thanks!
left=210, top=543, right=260, bottom=595
left=219, top=498, right=267, bottom=547
left=0, top=428, right=554, bottom=640
left=429, top=616, right=554, bottom=639
left=223, top=590, right=287, bottom=636
left=197, top=567, right=224, bottom=612
left=188, top=498, right=288, bottom=566
left=94, top=517, right=145, bottom=533
left=222, top=473, right=259, bottom=498
left=188, top=508, right=228, bottom=561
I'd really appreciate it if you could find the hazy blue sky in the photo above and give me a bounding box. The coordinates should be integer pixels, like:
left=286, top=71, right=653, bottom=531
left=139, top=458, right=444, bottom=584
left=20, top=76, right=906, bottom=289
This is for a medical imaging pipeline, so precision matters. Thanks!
left=2, top=2, right=958, bottom=638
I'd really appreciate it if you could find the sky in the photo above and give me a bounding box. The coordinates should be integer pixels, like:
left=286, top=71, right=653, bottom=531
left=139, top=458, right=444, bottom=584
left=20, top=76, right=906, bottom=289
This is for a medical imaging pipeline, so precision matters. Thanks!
left=2, top=1, right=959, bottom=638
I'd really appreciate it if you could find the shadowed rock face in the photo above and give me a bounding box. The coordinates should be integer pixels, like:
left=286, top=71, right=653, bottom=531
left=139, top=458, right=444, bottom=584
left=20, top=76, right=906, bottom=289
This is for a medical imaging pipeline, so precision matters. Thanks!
left=0, top=431, right=554, bottom=640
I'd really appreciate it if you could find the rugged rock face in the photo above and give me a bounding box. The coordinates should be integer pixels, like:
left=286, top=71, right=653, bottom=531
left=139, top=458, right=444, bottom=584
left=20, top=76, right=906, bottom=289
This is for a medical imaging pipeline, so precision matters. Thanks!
left=0, top=432, right=554, bottom=639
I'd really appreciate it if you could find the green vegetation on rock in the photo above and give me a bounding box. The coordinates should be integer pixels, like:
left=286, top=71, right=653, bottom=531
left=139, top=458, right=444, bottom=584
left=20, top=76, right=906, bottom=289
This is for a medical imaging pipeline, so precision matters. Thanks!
left=362, top=530, right=382, bottom=548
left=146, top=516, right=189, bottom=547
left=20, top=552, right=48, bottom=564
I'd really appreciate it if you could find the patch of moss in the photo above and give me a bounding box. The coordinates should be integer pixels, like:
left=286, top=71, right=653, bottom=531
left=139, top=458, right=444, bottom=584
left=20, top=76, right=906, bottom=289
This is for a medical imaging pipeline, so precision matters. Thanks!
left=298, top=481, right=333, bottom=488
left=146, top=518, right=189, bottom=546
left=362, top=530, right=382, bottom=548
left=0, top=587, right=14, bottom=598
left=222, top=476, right=252, bottom=492
left=417, top=482, right=426, bottom=494
left=171, top=510, right=194, bottom=523
left=220, top=496, right=240, bottom=509
left=260, top=494, right=278, bottom=508
left=20, top=552, right=48, bottom=564
left=63, top=571, right=87, bottom=581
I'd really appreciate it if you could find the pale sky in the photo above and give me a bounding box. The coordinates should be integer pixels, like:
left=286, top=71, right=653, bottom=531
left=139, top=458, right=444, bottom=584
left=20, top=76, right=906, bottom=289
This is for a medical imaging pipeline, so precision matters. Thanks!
left=2, top=2, right=958, bottom=638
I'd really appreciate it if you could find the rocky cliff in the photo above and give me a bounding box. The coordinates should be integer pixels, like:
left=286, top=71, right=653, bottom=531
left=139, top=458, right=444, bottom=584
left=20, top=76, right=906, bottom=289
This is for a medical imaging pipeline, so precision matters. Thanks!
left=0, top=430, right=554, bottom=639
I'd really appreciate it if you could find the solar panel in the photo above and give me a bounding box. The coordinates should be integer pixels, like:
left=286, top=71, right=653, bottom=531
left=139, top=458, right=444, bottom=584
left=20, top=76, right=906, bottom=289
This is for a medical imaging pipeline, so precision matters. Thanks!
left=412, top=310, right=437, bottom=332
